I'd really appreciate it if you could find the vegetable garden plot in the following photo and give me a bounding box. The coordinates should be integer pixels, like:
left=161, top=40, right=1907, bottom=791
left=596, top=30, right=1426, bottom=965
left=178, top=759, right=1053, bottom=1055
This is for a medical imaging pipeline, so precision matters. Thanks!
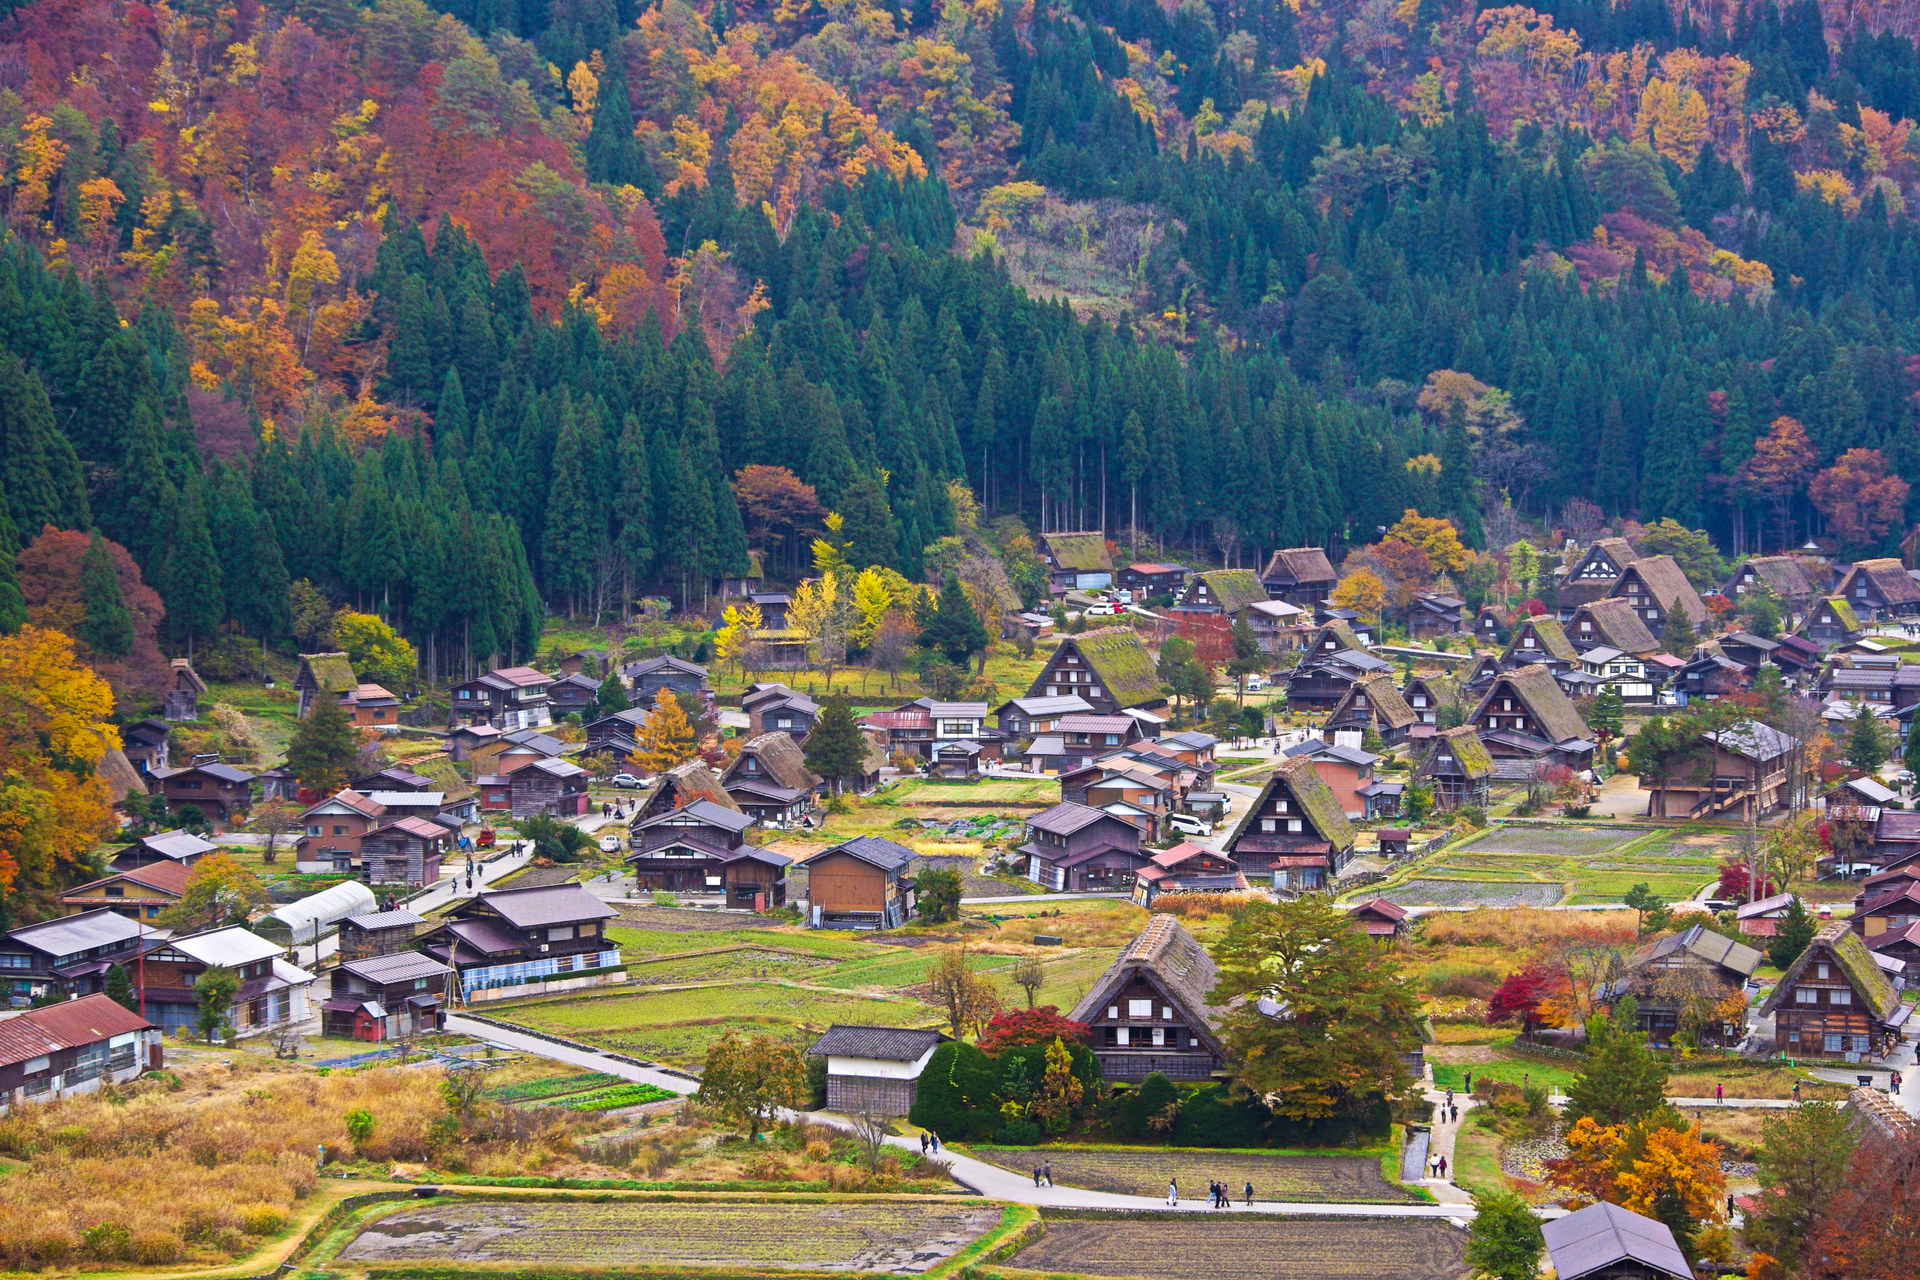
left=339, top=1200, right=1004, bottom=1271
left=972, top=1148, right=1411, bottom=1202
left=1464, top=827, right=1646, bottom=856
left=1008, top=1217, right=1468, bottom=1280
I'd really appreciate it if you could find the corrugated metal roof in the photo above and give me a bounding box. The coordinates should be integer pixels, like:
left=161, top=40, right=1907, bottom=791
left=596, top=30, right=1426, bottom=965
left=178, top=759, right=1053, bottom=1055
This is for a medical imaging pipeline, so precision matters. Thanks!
left=10, top=909, right=150, bottom=956
left=1542, top=1201, right=1693, bottom=1280
left=808, top=1024, right=945, bottom=1060
left=0, top=993, right=153, bottom=1067
left=339, top=952, right=453, bottom=985
left=477, top=883, right=617, bottom=928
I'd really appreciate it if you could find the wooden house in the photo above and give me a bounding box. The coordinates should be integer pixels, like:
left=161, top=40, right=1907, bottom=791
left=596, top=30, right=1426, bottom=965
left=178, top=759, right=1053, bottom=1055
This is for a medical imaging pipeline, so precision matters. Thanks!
left=1555, top=537, right=1641, bottom=618
left=1414, top=726, right=1495, bottom=810
left=1171, top=568, right=1267, bottom=617
left=1578, top=646, right=1660, bottom=705
left=1723, top=556, right=1818, bottom=622
left=351, top=767, right=434, bottom=794
left=1222, top=755, right=1357, bottom=892
left=1567, top=599, right=1661, bottom=657
left=1758, top=922, right=1906, bottom=1060
left=294, top=652, right=358, bottom=718
left=1284, top=623, right=1392, bottom=713
left=1673, top=644, right=1753, bottom=702
left=1503, top=615, right=1580, bottom=670
left=1640, top=720, right=1798, bottom=821
left=1315, top=605, right=1376, bottom=646
left=357, top=817, right=451, bottom=887
left=808, top=1025, right=948, bottom=1115
left=628, top=797, right=751, bottom=892
left=1284, top=739, right=1389, bottom=820
left=120, top=717, right=171, bottom=777
left=1834, top=557, right=1920, bottom=622
left=1406, top=593, right=1466, bottom=639
left=422, top=884, right=620, bottom=998
left=340, top=683, right=400, bottom=730
left=1243, top=598, right=1309, bottom=654
left=162, top=659, right=207, bottom=722
left=1058, top=762, right=1178, bottom=841
left=1473, top=604, right=1511, bottom=646
left=147, top=760, right=255, bottom=824
left=1401, top=672, right=1462, bottom=727
left=747, top=592, right=792, bottom=628
left=1469, top=665, right=1596, bottom=774
left=994, top=694, right=1094, bottom=739
left=1019, top=801, right=1148, bottom=892
left=502, top=756, right=591, bottom=817
left=450, top=666, right=553, bottom=731
left=1800, top=596, right=1864, bottom=648
left=1038, top=532, right=1113, bottom=594
left=295, top=790, right=386, bottom=872
left=1258, top=547, right=1338, bottom=607
left=1117, top=563, right=1188, bottom=597
left=58, top=862, right=190, bottom=922
left=1025, top=626, right=1166, bottom=713
left=1732, top=892, right=1801, bottom=939
left=134, top=926, right=314, bottom=1037
left=803, top=837, right=918, bottom=929
left=633, top=761, right=741, bottom=823
left=744, top=683, right=821, bottom=741
left=1609, top=555, right=1709, bottom=636
left=0, top=909, right=156, bottom=1005
left=1542, top=1201, right=1694, bottom=1280
left=319, top=952, right=453, bottom=1041
left=1601, top=923, right=1761, bottom=1047
left=110, top=828, right=215, bottom=872
left=1322, top=672, right=1418, bottom=746
left=338, top=910, right=424, bottom=961
left=1865, top=920, right=1920, bottom=985
left=0, top=993, right=159, bottom=1110
left=557, top=648, right=608, bottom=678
left=623, top=655, right=709, bottom=701
left=581, top=706, right=649, bottom=760
left=446, top=723, right=501, bottom=762
left=1053, top=713, right=1145, bottom=771
left=1068, top=915, right=1227, bottom=1082
left=722, top=731, right=820, bottom=826
left=1131, top=843, right=1246, bottom=905
left=1348, top=898, right=1410, bottom=940
left=546, top=673, right=600, bottom=718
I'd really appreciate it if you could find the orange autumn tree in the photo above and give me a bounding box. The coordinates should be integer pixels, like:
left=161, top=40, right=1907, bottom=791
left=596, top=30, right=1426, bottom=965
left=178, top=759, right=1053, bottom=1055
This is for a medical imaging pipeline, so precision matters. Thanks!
left=1614, top=1123, right=1727, bottom=1226
left=1545, top=1116, right=1631, bottom=1205
left=0, top=626, right=121, bottom=914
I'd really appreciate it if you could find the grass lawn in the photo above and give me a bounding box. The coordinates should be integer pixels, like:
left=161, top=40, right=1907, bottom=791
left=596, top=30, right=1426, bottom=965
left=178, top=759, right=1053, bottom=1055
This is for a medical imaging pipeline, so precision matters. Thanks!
left=1430, top=1049, right=1580, bottom=1094
left=1449, top=1111, right=1514, bottom=1198
left=968, top=1146, right=1411, bottom=1202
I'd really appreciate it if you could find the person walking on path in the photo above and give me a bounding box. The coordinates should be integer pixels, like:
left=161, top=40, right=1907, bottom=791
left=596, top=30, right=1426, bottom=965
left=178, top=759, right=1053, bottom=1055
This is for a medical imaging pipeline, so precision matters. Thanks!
left=1218, top=1179, right=1230, bottom=1209
left=1792, top=1081, right=1801, bottom=1104
left=1445, top=1089, right=1454, bottom=1108
left=1716, top=1082, right=1725, bottom=1104
left=1043, top=1161, right=1053, bottom=1187
left=1463, top=1071, right=1473, bottom=1094
left=1243, top=1181, right=1254, bottom=1207
left=1033, top=1166, right=1043, bottom=1187
left=920, top=1132, right=929, bottom=1154
left=1167, top=1178, right=1178, bottom=1206
left=1450, top=1104, right=1459, bottom=1124
left=1437, top=1155, right=1449, bottom=1180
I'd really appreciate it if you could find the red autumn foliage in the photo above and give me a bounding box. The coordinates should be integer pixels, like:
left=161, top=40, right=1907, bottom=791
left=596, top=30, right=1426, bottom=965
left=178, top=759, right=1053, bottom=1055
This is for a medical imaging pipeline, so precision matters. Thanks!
left=15, top=526, right=169, bottom=713
left=1486, top=965, right=1566, bottom=1031
left=1716, top=861, right=1777, bottom=902
left=977, top=1005, right=1091, bottom=1053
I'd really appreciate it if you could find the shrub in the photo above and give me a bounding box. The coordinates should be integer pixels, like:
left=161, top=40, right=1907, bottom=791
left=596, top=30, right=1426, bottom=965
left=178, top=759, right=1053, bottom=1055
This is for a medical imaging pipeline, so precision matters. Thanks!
left=239, top=1203, right=287, bottom=1236
left=996, top=1120, right=1042, bottom=1144
left=81, top=1222, right=129, bottom=1261
left=908, top=1042, right=1001, bottom=1140
left=128, top=1230, right=184, bottom=1265
left=344, top=1107, right=375, bottom=1146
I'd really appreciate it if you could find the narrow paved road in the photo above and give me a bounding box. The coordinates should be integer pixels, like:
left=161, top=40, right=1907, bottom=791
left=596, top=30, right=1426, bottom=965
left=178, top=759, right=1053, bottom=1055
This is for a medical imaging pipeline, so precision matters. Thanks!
left=452, top=1015, right=1476, bottom=1219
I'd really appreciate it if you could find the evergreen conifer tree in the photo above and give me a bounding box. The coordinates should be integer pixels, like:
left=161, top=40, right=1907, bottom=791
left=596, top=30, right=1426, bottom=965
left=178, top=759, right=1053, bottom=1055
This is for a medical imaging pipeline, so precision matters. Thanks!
left=804, top=694, right=870, bottom=795
left=590, top=671, right=629, bottom=721
left=287, top=694, right=359, bottom=794
left=1561, top=996, right=1668, bottom=1127
left=77, top=530, right=135, bottom=658
left=105, top=962, right=138, bottom=1013
left=159, top=478, right=225, bottom=655
left=919, top=576, right=989, bottom=668
left=1660, top=603, right=1697, bottom=656
left=0, top=508, right=27, bottom=636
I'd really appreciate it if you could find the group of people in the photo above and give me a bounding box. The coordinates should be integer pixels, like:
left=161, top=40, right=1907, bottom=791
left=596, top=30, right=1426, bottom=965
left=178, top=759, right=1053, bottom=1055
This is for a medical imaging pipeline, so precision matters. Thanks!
left=1030, top=1161, right=1053, bottom=1187
left=917, top=1131, right=943, bottom=1155
left=1162, top=1178, right=1253, bottom=1207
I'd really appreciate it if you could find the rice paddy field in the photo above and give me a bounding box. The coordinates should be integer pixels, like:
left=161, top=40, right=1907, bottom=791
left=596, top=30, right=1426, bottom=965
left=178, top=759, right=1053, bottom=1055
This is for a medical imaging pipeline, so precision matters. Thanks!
left=338, top=1199, right=1009, bottom=1271
left=1369, top=824, right=1733, bottom=909
left=970, top=1147, right=1412, bottom=1203
left=1000, top=1216, right=1469, bottom=1280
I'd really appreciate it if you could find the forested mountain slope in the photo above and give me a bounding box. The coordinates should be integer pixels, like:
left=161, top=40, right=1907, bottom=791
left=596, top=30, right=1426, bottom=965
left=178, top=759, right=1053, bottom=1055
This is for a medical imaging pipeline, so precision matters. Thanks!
left=1, top=0, right=1919, bottom=684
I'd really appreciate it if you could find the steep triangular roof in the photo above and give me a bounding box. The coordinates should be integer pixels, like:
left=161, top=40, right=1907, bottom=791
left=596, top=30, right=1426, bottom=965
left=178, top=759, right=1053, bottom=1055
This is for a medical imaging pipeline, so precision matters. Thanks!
left=1061, top=627, right=1163, bottom=707
left=1842, top=557, right=1920, bottom=607
left=1327, top=672, right=1417, bottom=731
left=1068, top=915, right=1225, bottom=1052
left=1259, top=546, right=1337, bottom=586
left=1505, top=616, right=1579, bottom=664
left=1569, top=599, right=1660, bottom=655
left=1192, top=568, right=1270, bottom=615
left=299, top=652, right=358, bottom=695
left=1415, top=725, right=1495, bottom=780
left=1759, top=922, right=1899, bottom=1021
left=1477, top=664, right=1592, bottom=744
left=724, top=731, right=822, bottom=792
left=1226, top=755, right=1357, bottom=853
left=1616, top=555, right=1708, bottom=624
left=1729, top=555, right=1817, bottom=601
left=1042, top=532, right=1112, bottom=572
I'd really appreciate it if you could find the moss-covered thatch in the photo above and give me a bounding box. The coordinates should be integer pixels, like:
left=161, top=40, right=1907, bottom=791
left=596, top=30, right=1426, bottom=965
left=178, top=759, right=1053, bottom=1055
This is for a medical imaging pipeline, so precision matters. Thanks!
left=1044, top=532, right=1112, bottom=573
left=1761, top=922, right=1900, bottom=1020
left=1417, top=726, right=1494, bottom=780
left=1197, top=569, right=1270, bottom=616
left=1227, top=756, right=1357, bottom=853
left=1071, top=626, right=1164, bottom=707
left=300, top=652, right=358, bottom=695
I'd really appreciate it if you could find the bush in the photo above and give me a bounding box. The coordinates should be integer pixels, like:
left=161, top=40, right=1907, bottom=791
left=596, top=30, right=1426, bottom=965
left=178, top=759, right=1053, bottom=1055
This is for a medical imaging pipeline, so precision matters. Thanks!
left=804, top=1053, right=828, bottom=1109
left=81, top=1222, right=129, bottom=1261
left=344, top=1107, right=375, bottom=1146
left=238, top=1204, right=287, bottom=1237
left=908, top=1042, right=1001, bottom=1140
left=996, top=1120, right=1042, bottom=1145
left=128, top=1230, right=184, bottom=1265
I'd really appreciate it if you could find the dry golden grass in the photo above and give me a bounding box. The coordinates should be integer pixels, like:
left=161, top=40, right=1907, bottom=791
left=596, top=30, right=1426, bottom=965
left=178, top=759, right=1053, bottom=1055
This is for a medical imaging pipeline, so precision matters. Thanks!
left=1146, top=893, right=1264, bottom=919
left=1419, top=906, right=1637, bottom=949
left=0, top=1057, right=578, bottom=1270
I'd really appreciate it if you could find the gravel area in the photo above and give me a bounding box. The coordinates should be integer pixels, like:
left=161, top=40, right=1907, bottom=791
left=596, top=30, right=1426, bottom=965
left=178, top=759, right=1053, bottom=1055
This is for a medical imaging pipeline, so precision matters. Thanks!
left=1499, top=1133, right=1567, bottom=1183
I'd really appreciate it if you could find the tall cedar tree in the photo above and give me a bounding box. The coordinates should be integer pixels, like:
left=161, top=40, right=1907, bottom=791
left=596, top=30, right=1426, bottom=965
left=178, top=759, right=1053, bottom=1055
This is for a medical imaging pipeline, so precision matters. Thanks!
left=286, top=694, right=359, bottom=794
left=77, top=530, right=135, bottom=659
left=1561, top=996, right=1669, bottom=1127
left=1846, top=702, right=1893, bottom=773
left=1210, top=896, right=1421, bottom=1119
left=1660, top=603, right=1698, bottom=657
left=0, top=510, right=23, bottom=636
left=803, top=694, right=869, bottom=794
left=919, top=575, right=989, bottom=667
left=590, top=671, right=629, bottom=722
left=1766, top=897, right=1819, bottom=969
left=1464, top=1189, right=1545, bottom=1280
